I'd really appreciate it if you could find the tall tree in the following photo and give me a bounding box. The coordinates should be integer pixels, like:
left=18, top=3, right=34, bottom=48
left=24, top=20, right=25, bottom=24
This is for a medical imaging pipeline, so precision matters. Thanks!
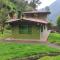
left=0, top=8, right=8, bottom=34
left=0, top=0, right=16, bottom=34
left=10, top=0, right=41, bottom=11
left=29, top=0, right=41, bottom=10
left=10, top=0, right=28, bottom=11
left=57, top=16, right=60, bottom=32
left=0, top=0, right=16, bottom=10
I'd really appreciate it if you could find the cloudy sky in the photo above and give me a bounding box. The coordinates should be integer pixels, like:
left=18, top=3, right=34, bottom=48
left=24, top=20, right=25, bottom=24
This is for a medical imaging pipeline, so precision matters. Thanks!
left=37, top=0, right=56, bottom=9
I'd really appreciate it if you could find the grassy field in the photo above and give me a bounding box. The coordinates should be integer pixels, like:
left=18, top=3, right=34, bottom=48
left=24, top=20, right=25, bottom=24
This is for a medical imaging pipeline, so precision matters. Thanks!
left=48, top=33, right=60, bottom=44
left=0, top=43, right=59, bottom=60
left=38, top=56, right=60, bottom=60
left=0, top=31, right=60, bottom=60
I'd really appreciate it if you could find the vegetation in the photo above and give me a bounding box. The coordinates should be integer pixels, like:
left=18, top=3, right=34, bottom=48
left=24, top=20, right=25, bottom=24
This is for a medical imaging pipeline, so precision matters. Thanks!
left=48, top=33, right=60, bottom=44
left=0, top=0, right=16, bottom=34
left=0, top=8, right=8, bottom=34
left=29, top=0, right=41, bottom=10
left=57, top=16, right=60, bottom=32
left=0, top=43, right=59, bottom=60
left=0, top=0, right=16, bottom=10
left=11, top=0, right=41, bottom=11
left=38, top=56, right=60, bottom=60
left=47, top=22, right=53, bottom=30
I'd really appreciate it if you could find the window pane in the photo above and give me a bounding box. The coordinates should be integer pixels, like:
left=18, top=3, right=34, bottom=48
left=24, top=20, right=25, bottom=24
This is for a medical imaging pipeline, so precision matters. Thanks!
left=19, top=24, right=32, bottom=34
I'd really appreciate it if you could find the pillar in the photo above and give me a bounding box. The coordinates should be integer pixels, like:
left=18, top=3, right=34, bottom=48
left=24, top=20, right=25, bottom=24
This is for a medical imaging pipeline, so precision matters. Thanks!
left=45, top=24, right=47, bottom=31
left=40, top=24, right=43, bottom=39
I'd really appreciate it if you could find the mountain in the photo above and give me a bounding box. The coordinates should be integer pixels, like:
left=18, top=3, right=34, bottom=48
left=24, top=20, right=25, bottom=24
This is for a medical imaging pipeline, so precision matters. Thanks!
left=48, top=0, right=60, bottom=25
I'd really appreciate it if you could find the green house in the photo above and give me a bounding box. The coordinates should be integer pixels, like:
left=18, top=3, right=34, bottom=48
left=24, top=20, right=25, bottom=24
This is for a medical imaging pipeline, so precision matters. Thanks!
left=7, top=10, right=50, bottom=40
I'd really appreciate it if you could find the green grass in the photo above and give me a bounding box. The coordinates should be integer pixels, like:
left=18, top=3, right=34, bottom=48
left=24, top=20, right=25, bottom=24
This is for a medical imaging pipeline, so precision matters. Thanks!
left=0, top=43, right=59, bottom=60
left=38, top=56, right=60, bottom=60
left=48, top=33, right=60, bottom=44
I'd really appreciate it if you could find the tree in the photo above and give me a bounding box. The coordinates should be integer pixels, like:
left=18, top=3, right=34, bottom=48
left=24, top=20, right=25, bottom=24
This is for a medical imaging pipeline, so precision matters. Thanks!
left=47, top=22, right=52, bottom=30
left=10, top=0, right=41, bottom=11
left=0, top=0, right=15, bottom=34
left=0, top=8, right=8, bottom=34
left=45, top=6, right=50, bottom=12
left=57, top=16, right=60, bottom=32
left=10, top=0, right=41, bottom=19
left=29, top=0, right=41, bottom=10
left=0, top=0, right=16, bottom=10
left=10, top=0, right=28, bottom=11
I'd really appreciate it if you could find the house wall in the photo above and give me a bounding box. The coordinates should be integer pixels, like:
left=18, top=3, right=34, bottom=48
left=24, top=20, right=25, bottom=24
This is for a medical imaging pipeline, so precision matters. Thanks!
left=12, top=25, right=19, bottom=35
left=23, top=13, right=47, bottom=21
left=11, top=23, right=40, bottom=39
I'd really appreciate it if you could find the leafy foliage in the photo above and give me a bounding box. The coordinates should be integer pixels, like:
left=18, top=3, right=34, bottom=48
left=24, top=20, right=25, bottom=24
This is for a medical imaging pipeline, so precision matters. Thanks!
left=29, top=0, right=41, bottom=10
left=10, top=0, right=41, bottom=11
left=57, top=16, right=60, bottom=30
left=0, top=0, right=16, bottom=10
left=0, top=8, right=8, bottom=34
left=47, top=22, right=53, bottom=29
left=10, top=0, right=29, bottom=11
left=0, top=0, right=16, bottom=34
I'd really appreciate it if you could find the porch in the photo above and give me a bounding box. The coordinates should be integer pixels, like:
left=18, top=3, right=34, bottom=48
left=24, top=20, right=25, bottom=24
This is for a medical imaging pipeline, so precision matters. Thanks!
left=6, top=18, right=50, bottom=42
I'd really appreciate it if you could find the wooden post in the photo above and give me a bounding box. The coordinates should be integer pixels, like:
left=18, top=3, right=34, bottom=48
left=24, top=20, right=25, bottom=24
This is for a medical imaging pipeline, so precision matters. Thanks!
left=40, top=24, right=41, bottom=39
left=45, top=24, right=47, bottom=31
left=40, top=24, right=43, bottom=39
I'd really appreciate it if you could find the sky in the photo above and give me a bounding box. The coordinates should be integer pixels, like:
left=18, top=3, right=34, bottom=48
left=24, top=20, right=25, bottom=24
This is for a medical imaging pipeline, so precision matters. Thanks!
left=37, top=0, right=56, bottom=9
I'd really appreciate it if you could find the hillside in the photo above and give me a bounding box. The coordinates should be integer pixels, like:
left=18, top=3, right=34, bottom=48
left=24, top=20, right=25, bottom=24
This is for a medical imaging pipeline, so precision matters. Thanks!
left=48, top=0, right=60, bottom=25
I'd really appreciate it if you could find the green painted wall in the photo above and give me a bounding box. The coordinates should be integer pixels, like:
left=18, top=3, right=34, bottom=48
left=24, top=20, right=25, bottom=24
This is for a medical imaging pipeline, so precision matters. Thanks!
left=11, top=24, right=40, bottom=39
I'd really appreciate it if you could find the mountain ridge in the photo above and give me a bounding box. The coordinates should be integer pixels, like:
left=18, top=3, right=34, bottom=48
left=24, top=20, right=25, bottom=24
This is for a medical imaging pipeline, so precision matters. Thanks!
left=48, top=0, right=60, bottom=25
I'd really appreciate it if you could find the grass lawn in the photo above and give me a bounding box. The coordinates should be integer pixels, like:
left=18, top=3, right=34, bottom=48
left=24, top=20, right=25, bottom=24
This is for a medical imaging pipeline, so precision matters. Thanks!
left=0, top=43, right=59, bottom=60
left=38, top=56, right=60, bottom=60
left=48, top=33, right=60, bottom=44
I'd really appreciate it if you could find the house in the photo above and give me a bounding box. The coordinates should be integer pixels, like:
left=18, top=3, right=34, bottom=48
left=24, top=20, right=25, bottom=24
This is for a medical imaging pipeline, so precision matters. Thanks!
left=7, top=10, right=50, bottom=40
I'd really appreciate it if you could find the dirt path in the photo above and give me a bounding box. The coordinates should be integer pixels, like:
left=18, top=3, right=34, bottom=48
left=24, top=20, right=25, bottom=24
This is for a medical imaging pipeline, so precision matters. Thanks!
left=48, top=42, right=60, bottom=49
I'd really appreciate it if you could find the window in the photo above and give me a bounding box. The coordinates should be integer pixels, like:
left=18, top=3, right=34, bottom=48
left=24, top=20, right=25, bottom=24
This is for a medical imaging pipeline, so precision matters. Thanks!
left=19, top=24, right=32, bottom=34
